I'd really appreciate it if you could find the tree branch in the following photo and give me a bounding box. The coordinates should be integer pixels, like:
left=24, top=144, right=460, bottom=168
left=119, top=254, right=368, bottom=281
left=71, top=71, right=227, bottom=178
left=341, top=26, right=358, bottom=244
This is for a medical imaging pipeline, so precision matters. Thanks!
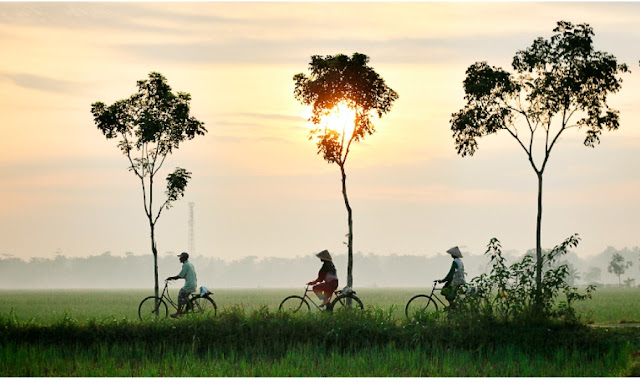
left=153, top=152, right=168, bottom=178
left=153, top=200, right=168, bottom=225
left=543, top=114, right=569, bottom=173
left=504, top=123, right=539, bottom=173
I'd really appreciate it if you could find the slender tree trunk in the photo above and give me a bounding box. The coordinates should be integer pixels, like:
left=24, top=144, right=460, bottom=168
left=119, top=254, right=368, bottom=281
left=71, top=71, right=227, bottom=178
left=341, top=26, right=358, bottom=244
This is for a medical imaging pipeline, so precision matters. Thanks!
left=340, top=164, right=353, bottom=288
left=148, top=174, right=159, bottom=302
left=151, top=223, right=159, bottom=300
left=535, top=171, right=543, bottom=308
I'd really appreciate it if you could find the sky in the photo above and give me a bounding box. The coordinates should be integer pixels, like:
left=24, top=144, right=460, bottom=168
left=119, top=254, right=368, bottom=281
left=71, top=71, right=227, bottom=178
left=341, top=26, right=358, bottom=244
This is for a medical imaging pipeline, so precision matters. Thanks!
left=1, top=2, right=639, bottom=264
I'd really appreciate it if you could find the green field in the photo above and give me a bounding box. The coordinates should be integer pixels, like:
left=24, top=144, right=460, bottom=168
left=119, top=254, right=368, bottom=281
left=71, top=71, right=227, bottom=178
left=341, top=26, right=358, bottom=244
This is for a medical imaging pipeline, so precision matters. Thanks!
left=1, top=287, right=639, bottom=377
left=1, top=287, right=639, bottom=324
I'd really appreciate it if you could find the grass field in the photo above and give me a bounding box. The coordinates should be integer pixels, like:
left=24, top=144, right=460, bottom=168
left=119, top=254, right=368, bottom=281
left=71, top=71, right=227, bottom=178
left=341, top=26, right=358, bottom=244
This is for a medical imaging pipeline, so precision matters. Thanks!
left=1, top=287, right=639, bottom=377
left=1, top=286, right=639, bottom=324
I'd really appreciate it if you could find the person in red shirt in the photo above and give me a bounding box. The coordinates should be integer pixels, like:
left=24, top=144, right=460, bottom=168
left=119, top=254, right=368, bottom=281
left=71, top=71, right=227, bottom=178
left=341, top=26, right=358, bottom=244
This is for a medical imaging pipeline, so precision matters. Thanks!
left=307, top=250, right=339, bottom=307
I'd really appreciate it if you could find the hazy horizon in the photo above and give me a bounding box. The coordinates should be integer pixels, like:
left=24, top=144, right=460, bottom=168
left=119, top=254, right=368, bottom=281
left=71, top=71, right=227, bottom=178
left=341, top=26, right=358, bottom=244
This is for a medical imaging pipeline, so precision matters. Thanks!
left=2, top=246, right=638, bottom=289
left=1, top=3, right=639, bottom=264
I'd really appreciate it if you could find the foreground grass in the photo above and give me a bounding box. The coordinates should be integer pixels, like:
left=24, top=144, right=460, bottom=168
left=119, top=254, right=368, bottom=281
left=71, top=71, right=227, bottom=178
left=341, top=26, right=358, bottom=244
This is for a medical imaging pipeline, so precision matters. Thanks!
left=1, top=307, right=639, bottom=377
left=1, top=341, right=635, bottom=377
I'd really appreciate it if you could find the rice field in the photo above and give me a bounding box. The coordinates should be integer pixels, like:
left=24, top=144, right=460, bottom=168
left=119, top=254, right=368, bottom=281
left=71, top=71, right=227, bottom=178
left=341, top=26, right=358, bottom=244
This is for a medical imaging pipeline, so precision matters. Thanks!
left=1, top=287, right=638, bottom=324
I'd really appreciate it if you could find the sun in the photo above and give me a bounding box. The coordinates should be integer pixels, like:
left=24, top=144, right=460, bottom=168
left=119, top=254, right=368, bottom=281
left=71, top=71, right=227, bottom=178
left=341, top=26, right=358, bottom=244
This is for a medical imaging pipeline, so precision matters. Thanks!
left=321, top=102, right=357, bottom=140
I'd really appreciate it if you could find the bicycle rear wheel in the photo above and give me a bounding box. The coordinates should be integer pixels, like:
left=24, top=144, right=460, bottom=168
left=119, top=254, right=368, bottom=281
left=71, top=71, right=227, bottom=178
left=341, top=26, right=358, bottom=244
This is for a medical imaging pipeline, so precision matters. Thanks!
left=329, top=294, right=364, bottom=312
left=405, top=294, right=438, bottom=319
left=138, top=296, right=168, bottom=321
left=189, top=295, right=217, bottom=317
left=279, top=296, right=310, bottom=314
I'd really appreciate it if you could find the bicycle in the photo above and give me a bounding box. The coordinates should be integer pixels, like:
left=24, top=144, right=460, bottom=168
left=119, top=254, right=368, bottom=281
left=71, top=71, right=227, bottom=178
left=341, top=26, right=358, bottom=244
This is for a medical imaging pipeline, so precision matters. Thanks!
left=405, top=280, right=473, bottom=319
left=279, top=285, right=364, bottom=314
left=138, top=279, right=217, bottom=321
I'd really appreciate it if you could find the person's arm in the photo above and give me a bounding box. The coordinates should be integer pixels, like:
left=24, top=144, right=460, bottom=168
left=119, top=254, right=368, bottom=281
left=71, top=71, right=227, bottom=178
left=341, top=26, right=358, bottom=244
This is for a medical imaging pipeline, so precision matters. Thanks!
left=439, top=261, right=458, bottom=283
left=308, top=264, right=330, bottom=285
left=167, top=264, right=188, bottom=281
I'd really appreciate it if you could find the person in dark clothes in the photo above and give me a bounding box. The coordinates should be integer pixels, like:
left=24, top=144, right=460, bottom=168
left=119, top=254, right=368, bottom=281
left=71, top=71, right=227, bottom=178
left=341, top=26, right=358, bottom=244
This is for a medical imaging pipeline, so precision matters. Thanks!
left=437, top=246, right=466, bottom=308
left=307, top=250, right=339, bottom=307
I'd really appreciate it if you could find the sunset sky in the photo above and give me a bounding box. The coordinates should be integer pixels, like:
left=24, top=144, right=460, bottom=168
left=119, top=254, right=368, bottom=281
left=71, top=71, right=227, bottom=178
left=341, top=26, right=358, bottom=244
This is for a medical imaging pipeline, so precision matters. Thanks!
left=1, top=2, right=639, bottom=264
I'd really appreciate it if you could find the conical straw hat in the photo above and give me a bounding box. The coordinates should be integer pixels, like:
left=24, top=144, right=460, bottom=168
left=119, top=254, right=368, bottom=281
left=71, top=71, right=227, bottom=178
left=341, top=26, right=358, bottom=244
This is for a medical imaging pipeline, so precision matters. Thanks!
left=316, top=249, right=332, bottom=261
left=446, top=246, right=463, bottom=258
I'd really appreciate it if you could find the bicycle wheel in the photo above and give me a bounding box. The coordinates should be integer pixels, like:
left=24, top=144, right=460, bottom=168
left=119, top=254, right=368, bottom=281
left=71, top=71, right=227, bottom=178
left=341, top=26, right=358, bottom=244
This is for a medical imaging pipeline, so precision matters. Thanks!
left=189, top=295, right=217, bottom=317
left=138, top=296, right=168, bottom=321
left=405, top=294, right=438, bottom=319
left=279, top=296, right=310, bottom=314
left=329, top=294, right=364, bottom=312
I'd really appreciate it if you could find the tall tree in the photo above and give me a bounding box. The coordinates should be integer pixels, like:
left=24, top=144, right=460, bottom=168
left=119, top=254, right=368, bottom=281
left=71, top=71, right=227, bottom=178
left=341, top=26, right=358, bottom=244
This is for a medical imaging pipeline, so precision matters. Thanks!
left=294, top=53, right=398, bottom=288
left=607, top=253, right=632, bottom=286
left=450, top=21, right=628, bottom=307
left=91, top=72, right=206, bottom=300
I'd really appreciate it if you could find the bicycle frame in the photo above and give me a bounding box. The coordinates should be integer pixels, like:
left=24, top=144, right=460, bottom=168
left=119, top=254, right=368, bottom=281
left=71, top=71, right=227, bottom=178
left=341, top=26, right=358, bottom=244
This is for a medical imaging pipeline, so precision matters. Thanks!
left=160, top=280, right=199, bottom=310
left=427, top=281, right=448, bottom=308
left=429, top=281, right=475, bottom=308
left=158, top=280, right=179, bottom=310
left=300, top=286, right=335, bottom=311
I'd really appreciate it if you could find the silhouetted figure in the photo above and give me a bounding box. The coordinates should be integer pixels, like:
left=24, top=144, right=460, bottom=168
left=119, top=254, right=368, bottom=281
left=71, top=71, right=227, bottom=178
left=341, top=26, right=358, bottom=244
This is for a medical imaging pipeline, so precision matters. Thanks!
left=307, top=250, right=339, bottom=307
left=437, top=246, right=466, bottom=308
left=167, top=252, right=197, bottom=318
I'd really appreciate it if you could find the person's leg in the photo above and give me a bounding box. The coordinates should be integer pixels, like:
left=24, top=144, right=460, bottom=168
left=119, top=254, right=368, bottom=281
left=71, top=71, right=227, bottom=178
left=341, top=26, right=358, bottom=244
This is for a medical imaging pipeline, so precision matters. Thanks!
left=312, top=284, right=325, bottom=301
left=172, top=288, right=189, bottom=318
left=316, top=283, right=331, bottom=307
left=441, top=282, right=456, bottom=307
left=320, top=280, right=338, bottom=307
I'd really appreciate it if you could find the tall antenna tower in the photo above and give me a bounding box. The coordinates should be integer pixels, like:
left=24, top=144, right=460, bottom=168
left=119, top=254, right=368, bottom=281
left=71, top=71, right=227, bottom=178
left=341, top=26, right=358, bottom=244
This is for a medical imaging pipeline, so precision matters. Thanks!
left=188, top=202, right=195, bottom=256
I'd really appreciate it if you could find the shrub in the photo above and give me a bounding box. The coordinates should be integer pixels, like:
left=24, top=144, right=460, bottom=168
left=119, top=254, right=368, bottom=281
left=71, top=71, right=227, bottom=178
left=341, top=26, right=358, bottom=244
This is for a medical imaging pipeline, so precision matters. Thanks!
left=455, top=235, right=596, bottom=324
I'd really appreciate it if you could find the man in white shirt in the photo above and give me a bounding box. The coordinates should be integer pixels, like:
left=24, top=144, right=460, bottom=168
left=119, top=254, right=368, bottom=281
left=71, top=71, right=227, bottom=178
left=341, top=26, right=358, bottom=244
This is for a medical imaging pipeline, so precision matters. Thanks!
left=167, top=252, right=197, bottom=318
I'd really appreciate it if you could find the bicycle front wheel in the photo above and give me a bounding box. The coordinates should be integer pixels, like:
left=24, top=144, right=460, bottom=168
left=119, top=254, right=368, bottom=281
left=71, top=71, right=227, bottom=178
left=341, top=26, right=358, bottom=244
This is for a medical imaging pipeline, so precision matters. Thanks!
left=138, top=296, right=168, bottom=321
left=405, top=294, right=438, bottom=319
left=279, top=296, right=310, bottom=314
left=329, top=294, right=364, bottom=312
left=189, top=295, right=217, bottom=317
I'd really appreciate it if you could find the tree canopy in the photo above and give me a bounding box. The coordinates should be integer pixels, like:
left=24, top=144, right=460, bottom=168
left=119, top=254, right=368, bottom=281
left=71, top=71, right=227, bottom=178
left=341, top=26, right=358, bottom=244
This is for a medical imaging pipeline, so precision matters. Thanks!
left=452, top=21, right=628, bottom=159
left=294, top=53, right=398, bottom=164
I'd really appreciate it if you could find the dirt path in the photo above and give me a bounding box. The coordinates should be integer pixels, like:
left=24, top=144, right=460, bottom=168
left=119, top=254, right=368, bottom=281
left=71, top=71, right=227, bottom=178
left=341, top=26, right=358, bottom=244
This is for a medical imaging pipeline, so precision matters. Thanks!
left=589, top=323, right=640, bottom=328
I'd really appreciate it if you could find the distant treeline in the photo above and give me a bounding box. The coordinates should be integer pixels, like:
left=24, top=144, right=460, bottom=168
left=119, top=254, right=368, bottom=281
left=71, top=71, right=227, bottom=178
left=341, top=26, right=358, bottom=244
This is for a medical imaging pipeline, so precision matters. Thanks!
left=0, top=246, right=638, bottom=289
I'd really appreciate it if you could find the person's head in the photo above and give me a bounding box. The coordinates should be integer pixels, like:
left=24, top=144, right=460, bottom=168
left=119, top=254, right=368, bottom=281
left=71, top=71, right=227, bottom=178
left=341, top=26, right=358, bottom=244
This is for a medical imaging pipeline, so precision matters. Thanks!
left=178, top=252, right=189, bottom=263
left=315, top=249, right=332, bottom=262
left=446, top=246, right=463, bottom=259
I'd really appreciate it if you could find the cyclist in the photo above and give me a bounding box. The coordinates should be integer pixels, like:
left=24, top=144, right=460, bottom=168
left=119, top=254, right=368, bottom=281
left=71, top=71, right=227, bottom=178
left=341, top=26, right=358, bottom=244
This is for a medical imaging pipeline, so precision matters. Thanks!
left=307, top=250, right=339, bottom=307
left=436, top=246, right=466, bottom=308
left=166, top=252, right=197, bottom=318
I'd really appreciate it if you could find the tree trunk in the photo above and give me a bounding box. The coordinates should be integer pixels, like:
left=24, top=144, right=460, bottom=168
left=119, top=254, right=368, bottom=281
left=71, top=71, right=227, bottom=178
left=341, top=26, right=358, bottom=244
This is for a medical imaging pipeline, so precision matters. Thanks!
left=151, top=223, right=159, bottom=300
left=340, top=164, right=353, bottom=289
left=148, top=173, right=159, bottom=305
left=535, top=171, right=543, bottom=309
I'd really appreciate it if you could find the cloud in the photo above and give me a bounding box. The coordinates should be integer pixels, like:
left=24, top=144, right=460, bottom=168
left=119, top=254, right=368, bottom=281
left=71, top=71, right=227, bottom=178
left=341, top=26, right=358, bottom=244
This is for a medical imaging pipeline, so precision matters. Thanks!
left=0, top=3, right=233, bottom=35
left=0, top=73, right=81, bottom=94
left=114, top=35, right=537, bottom=66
